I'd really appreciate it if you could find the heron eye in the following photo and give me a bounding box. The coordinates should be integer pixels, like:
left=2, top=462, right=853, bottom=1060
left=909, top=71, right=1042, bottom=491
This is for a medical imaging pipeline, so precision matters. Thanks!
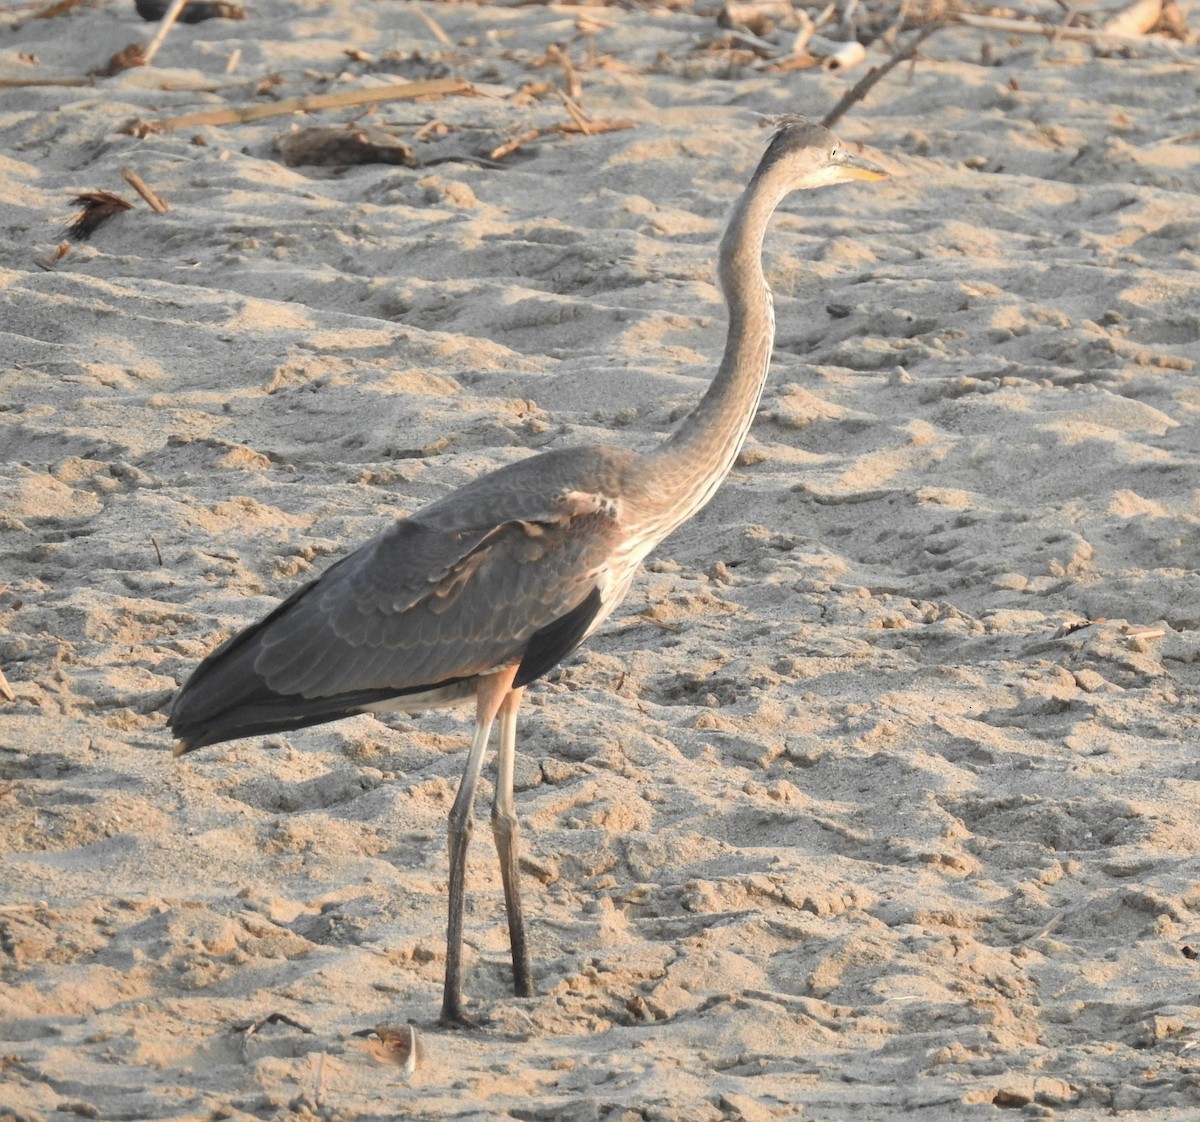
left=831, top=146, right=839, bottom=159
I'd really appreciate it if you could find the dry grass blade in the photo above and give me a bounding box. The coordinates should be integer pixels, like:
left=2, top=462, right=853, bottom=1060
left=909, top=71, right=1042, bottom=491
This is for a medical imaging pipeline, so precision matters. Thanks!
left=821, top=19, right=943, bottom=130
left=66, top=191, right=133, bottom=240
left=129, top=76, right=472, bottom=133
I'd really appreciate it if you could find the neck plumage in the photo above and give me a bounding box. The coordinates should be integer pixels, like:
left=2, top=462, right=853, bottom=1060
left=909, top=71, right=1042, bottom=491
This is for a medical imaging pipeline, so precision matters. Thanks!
left=644, top=164, right=787, bottom=534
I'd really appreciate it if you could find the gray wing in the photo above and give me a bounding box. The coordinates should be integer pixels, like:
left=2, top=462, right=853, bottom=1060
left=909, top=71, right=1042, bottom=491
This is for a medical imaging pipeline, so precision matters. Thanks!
left=252, top=450, right=631, bottom=698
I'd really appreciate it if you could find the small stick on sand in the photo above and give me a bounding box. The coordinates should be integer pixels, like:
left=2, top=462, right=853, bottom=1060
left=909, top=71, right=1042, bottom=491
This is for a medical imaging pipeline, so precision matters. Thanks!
left=0, top=76, right=93, bottom=88
left=121, top=167, right=170, bottom=213
left=313, top=1052, right=329, bottom=1106
left=554, top=115, right=633, bottom=137
left=955, top=11, right=1183, bottom=48
left=0, top=667, right=14, bottom=703
left=413, top=1, right=453, bottom=48
left=128, top=76, right=472, bottom=134
left=490, top=128, right=540, bottom=161
left=546, top=43, right=583, bottom=99
left=559, top=94, right=593, bottom=135
left=821, top=20, right=942, bottom=130
left=141, top=0, right=190, bottom=67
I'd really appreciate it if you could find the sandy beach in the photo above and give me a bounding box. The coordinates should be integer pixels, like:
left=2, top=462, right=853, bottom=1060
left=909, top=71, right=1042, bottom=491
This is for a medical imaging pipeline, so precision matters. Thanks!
left=2, top=0, right=1200, bottom=1118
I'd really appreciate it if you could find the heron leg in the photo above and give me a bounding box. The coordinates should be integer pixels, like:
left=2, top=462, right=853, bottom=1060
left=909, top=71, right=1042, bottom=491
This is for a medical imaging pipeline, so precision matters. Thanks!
left=441, top=666, right=518, bottom=1029
left=490, top=686, right=532, bottom=998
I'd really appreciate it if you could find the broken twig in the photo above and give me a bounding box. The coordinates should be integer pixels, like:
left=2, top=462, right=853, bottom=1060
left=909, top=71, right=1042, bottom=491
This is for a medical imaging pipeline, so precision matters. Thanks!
left=141, top=0, right=190, bottom=67
left=821, top=20, right=942, bottom=130
left=127, top=76, right=472, bottom=134
left=121, top=167, right=170, bottom=212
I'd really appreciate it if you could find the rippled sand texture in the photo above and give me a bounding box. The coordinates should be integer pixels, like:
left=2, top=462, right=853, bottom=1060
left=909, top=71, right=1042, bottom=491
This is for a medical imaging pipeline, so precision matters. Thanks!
left=2, top=2, right=1200, bottom=1118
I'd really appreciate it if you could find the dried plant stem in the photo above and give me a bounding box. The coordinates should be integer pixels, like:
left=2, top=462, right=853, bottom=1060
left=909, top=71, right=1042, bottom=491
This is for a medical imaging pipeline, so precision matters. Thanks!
left=136, top=76, right=472, bottom=133
left=142, top=0, right=190, bottom=67
left=122, top=167, right=170, bottom=212
left=821, top=20, right=942, bottom=130
left=956, top=11, right=1179, bottom=47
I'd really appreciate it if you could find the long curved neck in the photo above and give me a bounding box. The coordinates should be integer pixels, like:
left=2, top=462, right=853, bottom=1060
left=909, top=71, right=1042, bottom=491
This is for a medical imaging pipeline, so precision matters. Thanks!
left=643, top=164, right=789, bottom=534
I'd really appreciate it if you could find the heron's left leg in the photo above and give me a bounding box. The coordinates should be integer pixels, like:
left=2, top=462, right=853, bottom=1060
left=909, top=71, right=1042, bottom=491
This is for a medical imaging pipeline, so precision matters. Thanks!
left=441, top=666, right=518, bottom=1028
left=490, top=686, right=532, bottom=998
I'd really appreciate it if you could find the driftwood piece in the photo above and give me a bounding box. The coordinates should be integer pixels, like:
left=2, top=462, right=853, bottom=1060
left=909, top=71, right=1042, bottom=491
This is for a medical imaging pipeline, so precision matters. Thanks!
left=276, top=125, right=419, bottom=167
left=955, top=11, right=1185, bottom=48
left=1102, top=0, right=1163, bottom=36
left=721, top=0, right=794, bottom=24
left=127, top=77, right=473, bottom=134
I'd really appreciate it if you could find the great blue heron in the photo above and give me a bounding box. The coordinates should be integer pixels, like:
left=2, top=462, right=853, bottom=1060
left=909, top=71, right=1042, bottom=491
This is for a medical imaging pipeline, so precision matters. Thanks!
left=169, top=119, right=888, bottom=1027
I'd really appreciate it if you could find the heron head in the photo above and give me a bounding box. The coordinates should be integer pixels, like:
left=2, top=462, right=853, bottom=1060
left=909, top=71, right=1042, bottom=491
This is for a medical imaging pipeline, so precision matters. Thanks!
left=760, top=118, right=888, bottom=191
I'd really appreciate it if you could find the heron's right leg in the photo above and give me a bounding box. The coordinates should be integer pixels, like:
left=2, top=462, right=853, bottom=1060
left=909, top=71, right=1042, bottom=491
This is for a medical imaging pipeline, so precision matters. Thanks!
left=441, top=666, right=518, bottom=1029
left=490, top=687, right=532, bottom=998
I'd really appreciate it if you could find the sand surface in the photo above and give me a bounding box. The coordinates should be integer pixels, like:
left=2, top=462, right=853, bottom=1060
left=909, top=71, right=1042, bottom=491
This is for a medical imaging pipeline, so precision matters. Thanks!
left=3, top=1, right=1200, bottom=1118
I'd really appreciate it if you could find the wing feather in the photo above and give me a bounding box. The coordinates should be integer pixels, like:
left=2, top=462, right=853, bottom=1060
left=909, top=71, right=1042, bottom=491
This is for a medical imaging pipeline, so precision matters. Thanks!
left=252, top=459, right=630, bottom=699
left=169, top=445, right=638, bottom=747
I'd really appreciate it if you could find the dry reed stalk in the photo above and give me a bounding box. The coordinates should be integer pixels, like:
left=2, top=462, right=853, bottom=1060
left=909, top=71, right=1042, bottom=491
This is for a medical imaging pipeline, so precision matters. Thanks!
left=821, top=20, right=942, bottom=129
left=490, top=128, right=540, bottom=160
left=129, top=76, right=472, bottom=134
left=141, top=0, right=190, bottom=66
left=0, top=76, right=92, bottom=87
left=546, top=43, right=583, bottom=99
left=956, top=11, right=1182, bottom=47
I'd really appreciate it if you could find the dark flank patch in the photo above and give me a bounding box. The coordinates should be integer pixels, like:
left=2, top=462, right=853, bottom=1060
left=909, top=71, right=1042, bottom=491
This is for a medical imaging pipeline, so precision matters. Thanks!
left=515, top=586, right=603, bottom=689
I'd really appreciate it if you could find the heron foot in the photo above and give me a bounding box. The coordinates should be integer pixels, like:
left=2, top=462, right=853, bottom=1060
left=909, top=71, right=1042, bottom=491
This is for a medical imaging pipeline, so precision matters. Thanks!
left=438, top=1002, right=482, bottom=1031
